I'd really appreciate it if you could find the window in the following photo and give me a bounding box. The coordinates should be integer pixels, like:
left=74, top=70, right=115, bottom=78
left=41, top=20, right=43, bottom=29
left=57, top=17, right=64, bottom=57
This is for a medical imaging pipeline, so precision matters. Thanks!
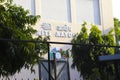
left=75, top=0, right=100, bottom=25
left=75, top=0, right=94, bottom=24
left=13, top=0, right=35, bottom=15
left=40, top=0, right=71, bottom=22
left=40, top=0, right=101, bottom=24
left=93, top=0, right=101, bottom=25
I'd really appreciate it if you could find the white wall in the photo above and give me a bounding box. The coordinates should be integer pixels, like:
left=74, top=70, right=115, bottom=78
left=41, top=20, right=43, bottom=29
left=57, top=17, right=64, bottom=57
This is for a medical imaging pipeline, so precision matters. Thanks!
left=0, top=65, right=39, bottom=80
left=99, top=0, right=114, bottom=34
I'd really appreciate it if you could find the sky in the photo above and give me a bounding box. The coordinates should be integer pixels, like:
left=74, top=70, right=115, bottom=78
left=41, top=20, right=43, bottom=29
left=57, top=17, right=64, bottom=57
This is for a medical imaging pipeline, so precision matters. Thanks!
left=112, top=0, right=120, bottom=20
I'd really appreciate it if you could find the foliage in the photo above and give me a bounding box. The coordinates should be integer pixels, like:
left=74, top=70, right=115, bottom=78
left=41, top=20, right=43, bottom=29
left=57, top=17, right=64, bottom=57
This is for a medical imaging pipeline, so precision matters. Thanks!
left=114, top=18, right=120, bottom=79
left=71, top=22, right=115, bottom=80
left=0, top=1, right=49, bottom=77
left=60, top=48, right=70, bottom=58
left=114, top=18, right=120, bottom=45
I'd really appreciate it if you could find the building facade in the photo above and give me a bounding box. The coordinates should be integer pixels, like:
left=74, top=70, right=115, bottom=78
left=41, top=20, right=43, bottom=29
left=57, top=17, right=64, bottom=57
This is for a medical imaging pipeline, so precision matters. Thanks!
left=13, top=0, right=114, bottom=42
left=1, top=0, right=114, bottom=80
left=13, top=0, right=114, bottom=35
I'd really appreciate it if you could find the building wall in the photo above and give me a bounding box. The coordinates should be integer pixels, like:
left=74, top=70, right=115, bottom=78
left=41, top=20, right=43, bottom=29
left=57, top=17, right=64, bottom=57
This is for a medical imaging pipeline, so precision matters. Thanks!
left=13, top=0, right=114, bottom=30
left=34, top=0, right=114, bottom=34
left=5, top=0, right=114, bottom=80
left=99, top=0, right=114, bottom=34
left=35, top=0, right=101, bottom=24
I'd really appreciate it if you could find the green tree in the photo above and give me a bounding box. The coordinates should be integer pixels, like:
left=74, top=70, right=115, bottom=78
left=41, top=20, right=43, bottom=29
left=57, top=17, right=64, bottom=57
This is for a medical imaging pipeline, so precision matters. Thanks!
left=114, top=18, right=120, bottom=41
left=71, top=22, right=115, bottom=80
left=0, top=0, right=48, bottom=76
left=114, top=18, right=120, bottom=79
left=114, top=18, right=120, bottom=50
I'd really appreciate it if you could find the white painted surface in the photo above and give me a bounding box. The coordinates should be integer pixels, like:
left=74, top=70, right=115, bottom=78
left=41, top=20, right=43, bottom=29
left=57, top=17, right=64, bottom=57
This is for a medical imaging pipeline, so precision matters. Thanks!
left=0, top=65, right=39, bottom=80
left=112, top=0, right=120, bottom=20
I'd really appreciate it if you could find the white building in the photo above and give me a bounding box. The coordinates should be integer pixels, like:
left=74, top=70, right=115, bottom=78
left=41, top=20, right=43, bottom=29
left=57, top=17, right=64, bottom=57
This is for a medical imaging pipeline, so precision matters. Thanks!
left=1, top=0, right=114, bottom=80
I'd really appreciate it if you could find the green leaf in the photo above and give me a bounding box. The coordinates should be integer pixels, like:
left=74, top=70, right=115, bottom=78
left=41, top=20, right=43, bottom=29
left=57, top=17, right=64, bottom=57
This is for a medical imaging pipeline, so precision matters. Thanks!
left=0, top=1, right=49, bottom=76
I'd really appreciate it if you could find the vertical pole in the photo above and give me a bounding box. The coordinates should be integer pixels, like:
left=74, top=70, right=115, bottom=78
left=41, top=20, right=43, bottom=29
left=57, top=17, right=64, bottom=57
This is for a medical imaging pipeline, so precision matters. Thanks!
left=47, top=43, right=51, bottom=80
left=67, top=56, right=70, bottom=80
left=115, top=46, right=120, bottom=80
left=38, top=59, right=41, bottom=80
left=53, top=53, right=57, bottom=80
left=114, top=62, right=120, bottom=80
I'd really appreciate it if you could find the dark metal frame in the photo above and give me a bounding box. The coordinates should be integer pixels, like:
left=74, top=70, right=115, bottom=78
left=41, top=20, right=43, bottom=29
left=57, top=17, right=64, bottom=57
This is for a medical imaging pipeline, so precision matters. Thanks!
left=39, top=59, right=70, bottom=80
left=0, top=39, right=120, bottom=80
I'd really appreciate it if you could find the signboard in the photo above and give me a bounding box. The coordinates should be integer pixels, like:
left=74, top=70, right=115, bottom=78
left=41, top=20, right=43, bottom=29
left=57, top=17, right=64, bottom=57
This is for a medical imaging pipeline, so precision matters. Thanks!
left=36, top=23, right=75, bottom=38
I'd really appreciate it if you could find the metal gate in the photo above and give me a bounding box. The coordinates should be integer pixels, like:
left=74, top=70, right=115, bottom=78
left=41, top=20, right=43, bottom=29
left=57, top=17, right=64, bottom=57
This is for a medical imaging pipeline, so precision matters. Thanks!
left=39, top=59, right=70, bottom=80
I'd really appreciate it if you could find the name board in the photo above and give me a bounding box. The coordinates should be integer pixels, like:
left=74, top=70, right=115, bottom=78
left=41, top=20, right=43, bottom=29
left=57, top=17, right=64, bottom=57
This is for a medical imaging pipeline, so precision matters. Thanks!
left=36, top=23, right=75, bottom=38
